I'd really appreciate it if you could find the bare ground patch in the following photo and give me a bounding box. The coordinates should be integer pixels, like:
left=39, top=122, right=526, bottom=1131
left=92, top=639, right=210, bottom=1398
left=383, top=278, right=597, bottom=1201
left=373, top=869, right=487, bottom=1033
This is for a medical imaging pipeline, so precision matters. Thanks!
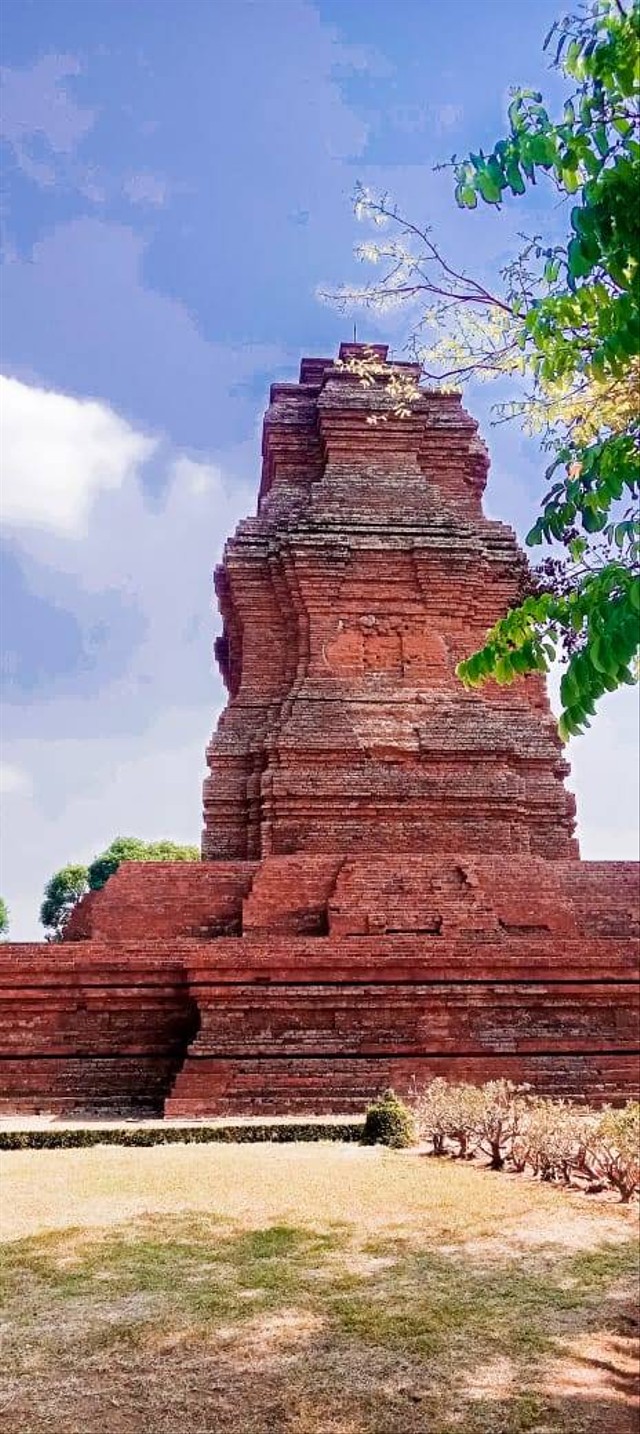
left=0, top=1145, right=637, bottom=1433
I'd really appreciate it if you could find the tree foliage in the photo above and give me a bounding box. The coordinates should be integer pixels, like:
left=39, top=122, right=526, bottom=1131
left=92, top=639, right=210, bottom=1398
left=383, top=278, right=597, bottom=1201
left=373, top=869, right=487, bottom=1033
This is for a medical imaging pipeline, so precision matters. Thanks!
left=330, top=0, right=640, bottom=736
left=40, top=865, right=90, bottom=941
left=86, top=836, right=200, bottom=892
left=40, top=836, right=200, bottom=939
left=0, top=898, right=9, bottom=938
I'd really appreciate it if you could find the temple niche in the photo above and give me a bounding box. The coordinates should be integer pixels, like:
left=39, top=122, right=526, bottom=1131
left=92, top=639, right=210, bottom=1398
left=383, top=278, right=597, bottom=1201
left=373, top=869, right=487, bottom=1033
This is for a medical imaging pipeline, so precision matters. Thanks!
left=0, top=345, right=637, bottom=1116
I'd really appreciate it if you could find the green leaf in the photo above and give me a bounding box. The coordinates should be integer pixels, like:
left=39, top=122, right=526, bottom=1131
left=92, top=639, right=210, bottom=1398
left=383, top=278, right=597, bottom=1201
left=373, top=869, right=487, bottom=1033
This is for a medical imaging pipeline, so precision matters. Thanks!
left=601, top=671, right=620, bottom=692
left=510, top=647, right=536, bottom=674
left=505, top=160, right=526, bottom=196
left=526, top=521, right=545, bottom=546
left=593, top=124, right=609, bottom=158
left=567, top=237, right=593, bottom=282
left=460, top=652, right=485, bottom=683
left=528, top=133, right=557, bottom=168
left=589, top=635, right=615, bottom=676
left=559, top=707, right=585, bottom=741
left=582, top=508, right=608, bottom=533
left=560, top=666, right=581, bottom=708
left=494, top=655, right=515, bottom=684
left=455, top=182, right=478, bottom=209
left=475, top=169, right=503, bottom=204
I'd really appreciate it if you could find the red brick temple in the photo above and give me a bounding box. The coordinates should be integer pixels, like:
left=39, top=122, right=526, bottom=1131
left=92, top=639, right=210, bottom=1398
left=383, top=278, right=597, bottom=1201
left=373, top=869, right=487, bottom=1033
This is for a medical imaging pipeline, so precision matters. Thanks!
left=1, top=344, right=638, bottom=1115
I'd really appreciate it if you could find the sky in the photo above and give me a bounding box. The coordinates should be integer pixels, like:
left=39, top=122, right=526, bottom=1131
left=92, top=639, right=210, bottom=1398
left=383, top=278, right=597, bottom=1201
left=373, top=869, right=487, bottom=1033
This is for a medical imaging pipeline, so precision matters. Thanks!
left=1, top=0, right=638, bottom=939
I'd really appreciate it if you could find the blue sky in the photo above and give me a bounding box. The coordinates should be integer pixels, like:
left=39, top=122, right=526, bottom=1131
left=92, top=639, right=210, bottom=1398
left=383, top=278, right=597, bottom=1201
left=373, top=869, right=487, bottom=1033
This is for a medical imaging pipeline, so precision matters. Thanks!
left=1, top=0, right=638, bottom=937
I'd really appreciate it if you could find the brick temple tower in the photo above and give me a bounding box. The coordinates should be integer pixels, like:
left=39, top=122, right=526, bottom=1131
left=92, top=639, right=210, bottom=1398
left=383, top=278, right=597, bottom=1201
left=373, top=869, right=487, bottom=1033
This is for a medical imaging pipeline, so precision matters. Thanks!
left=204, top=342, right=577, bottom=864
left=0, top=345, right=637, bottom=1116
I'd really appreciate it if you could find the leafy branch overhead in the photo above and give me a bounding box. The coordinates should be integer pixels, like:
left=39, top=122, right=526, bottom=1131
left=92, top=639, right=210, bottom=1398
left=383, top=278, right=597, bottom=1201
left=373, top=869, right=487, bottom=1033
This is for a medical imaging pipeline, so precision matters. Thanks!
left=329, top=0, right=640, bottom=737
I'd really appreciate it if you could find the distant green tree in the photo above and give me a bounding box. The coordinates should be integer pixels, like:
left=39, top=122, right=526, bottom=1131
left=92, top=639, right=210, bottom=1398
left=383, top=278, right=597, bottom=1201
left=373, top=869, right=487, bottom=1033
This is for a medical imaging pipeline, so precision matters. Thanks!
left=87, top=836, right=200, bottom=890
left=40, top=865, right=89, bottom=941
left=40, top=837, right=200, bottom=939
left=0, top=897, right=9, bottom=937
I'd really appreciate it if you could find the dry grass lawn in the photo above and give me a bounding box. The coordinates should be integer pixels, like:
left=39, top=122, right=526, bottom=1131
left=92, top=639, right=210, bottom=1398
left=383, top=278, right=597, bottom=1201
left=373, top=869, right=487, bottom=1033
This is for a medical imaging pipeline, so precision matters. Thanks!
left=0, top=1142, right=638, bottom=1433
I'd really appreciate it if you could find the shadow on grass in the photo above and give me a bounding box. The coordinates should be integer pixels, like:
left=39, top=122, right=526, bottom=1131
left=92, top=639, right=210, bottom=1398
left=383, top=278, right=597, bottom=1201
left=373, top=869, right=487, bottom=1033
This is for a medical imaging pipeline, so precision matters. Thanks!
left=1, top=1213, right=638, bottom=1433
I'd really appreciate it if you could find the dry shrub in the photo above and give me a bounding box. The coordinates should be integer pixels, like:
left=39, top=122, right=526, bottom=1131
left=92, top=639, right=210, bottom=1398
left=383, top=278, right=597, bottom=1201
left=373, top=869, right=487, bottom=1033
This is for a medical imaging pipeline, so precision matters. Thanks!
left=516, top=1099, right=591, bottom=1184
left=412, top=1077, right=484, bottom=1158
left=586, top=1103, right=640, bottom=1203
left=473, top=1080, right=530, bottom=1171
left=410, top=1081, right=640, bottom=1200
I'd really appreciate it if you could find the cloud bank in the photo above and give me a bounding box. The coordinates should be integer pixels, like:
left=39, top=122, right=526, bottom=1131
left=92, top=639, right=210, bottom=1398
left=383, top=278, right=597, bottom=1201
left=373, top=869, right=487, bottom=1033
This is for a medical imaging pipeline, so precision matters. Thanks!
left=0, top=375, right=156, bottom=535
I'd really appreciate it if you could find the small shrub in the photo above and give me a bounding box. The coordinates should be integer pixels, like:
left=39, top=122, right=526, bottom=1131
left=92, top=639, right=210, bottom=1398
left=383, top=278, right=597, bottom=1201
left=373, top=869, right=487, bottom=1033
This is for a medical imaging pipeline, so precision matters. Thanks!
left=472, top=1080, right=530, bottom=1171
left=362, top=1089, right=415, bottom=1148
left=588, top=1104, right=640, bottom=1203
left=412, top=1078, right=484, bottom=1158
left=518, top=1099, right=590, bottom=1184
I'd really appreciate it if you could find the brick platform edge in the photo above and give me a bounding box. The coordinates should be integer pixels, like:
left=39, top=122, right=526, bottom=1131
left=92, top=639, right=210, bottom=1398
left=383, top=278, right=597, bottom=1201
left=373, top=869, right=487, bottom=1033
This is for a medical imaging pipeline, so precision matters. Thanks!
left=1, top=855, right=638, bottom=1116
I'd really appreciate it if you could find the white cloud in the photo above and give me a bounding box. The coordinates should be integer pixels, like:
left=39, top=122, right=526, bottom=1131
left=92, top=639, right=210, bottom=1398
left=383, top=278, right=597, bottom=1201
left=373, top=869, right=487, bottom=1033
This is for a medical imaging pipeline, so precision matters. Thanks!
left=0, top=219, right=284, bottom=453
left=0, top=374, right=256, bottom=935
left=171, top=455, right=222, bottom=496
left=0, top=375, right=157, bottom=536
left=0, top=762, right=31, bottom=797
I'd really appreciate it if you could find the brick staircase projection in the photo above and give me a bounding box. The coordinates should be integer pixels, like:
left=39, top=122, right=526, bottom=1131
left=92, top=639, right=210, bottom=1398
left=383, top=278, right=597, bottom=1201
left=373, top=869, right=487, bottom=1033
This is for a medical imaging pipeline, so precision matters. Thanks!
left=0, top=343, right=637, bottom=1115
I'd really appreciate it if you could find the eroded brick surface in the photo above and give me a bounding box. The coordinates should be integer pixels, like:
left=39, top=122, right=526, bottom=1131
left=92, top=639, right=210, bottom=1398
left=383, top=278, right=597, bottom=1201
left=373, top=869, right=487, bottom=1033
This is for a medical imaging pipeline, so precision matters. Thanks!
left=1, top=347, right=638, bottom=1116
left=204, top=348, right=577, bottom=862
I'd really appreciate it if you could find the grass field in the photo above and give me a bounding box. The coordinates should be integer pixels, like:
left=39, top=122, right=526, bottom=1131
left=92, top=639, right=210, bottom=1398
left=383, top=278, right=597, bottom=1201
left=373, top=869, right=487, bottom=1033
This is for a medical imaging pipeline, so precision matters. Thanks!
left=1, top=1143, right=638, bottom=1433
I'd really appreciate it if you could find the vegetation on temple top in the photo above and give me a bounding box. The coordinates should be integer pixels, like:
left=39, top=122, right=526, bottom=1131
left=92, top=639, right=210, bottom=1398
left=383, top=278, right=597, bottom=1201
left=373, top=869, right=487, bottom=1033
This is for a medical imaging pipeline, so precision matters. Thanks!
left=40, top=836, right=200, bottom=940
left=331, top=0, right=640, bottom=737
left=39, top=865, right=88, bottom=942
left=86, top=835, right=200, bottom=891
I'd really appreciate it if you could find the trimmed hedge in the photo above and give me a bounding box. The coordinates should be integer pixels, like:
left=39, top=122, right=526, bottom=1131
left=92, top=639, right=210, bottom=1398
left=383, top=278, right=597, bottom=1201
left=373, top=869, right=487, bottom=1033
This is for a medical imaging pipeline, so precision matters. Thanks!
left=0, top=1120, right=365, bottom=1151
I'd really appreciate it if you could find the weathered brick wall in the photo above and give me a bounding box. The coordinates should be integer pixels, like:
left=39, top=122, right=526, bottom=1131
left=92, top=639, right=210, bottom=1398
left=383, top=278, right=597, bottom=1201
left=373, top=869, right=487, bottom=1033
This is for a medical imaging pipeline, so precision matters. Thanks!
left=166, top=1055, right=640, bottom=1116
left=2, top=850, right=636, bottom=1114
left=0, top=947, right=197, bottom=1114
left=64, top=861, right=257, bottom=941
left=163, top=853, right=639, bottom=1114
left=203, top=345, right=577, bottom=863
